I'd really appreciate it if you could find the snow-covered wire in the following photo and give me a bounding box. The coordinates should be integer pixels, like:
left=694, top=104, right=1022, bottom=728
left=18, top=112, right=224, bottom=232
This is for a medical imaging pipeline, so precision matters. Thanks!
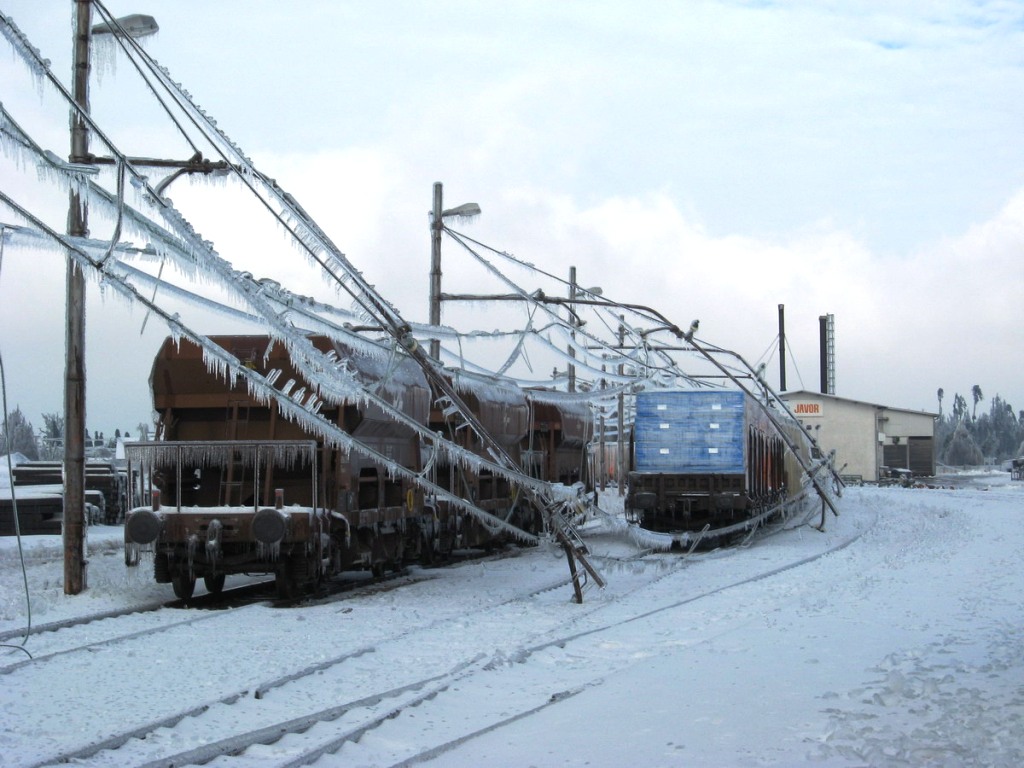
left=0, top=224, right=34, bottom=653
left=89, top=10, right=406, bottom=337
left=89, top=1, right=203, bottom=157
left=0, top=188, right=542, bottom=544
left=442, top=228, right=708, bottom=392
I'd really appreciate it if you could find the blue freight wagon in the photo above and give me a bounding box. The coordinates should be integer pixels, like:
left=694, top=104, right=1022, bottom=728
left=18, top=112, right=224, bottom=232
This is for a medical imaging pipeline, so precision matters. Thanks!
left=626, top=389, right=809, bottom=546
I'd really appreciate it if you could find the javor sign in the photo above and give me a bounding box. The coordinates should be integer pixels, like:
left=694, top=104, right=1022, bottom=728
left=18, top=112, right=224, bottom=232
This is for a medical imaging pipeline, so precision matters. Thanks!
left=792, top=402, right=823, bottom=417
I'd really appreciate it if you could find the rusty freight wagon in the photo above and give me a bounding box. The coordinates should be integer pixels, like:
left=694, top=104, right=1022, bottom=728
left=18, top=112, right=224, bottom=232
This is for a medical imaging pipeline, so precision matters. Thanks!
left=124, top=334, right=576, bottom=597
left=422, top=370, right=540, bottom=553
left=125, top=334, right=433, bottom=596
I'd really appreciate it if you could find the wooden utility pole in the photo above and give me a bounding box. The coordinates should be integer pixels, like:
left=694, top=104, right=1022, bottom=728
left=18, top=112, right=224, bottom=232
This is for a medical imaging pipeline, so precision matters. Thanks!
left=64, top=0, right=92, bottom=594
left=427, top=183, right=480, bottom=360
left=617, top=316, right=625, bottom=497
left=428, top=182, right=443, bottom=360
left=63, top=4, right=162, bottom=593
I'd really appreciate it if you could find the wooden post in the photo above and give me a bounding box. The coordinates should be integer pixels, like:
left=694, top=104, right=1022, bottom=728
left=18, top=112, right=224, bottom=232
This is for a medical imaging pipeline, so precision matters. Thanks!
left=64, top=0, right=93, bottom=594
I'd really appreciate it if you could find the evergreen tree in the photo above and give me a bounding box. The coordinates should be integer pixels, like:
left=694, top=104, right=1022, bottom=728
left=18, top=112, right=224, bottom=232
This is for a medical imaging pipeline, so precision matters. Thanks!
left=945, top=420, right=983, bottom=466
left=41, top=412, right=63, bottom=441
left=987, top=396, right=1019, bottom=458
left=936, top=391, right=1023, bottom=464
left=0, top=407, right=39, bottom=460
left=39, top=412, right=65, bottom=460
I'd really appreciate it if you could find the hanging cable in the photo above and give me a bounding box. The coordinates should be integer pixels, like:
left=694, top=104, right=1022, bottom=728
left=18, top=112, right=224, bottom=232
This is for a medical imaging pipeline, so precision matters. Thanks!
left=97, top=158, right=125, bottom=266
left=784, top=334, right=806, bottom=390
left=0, top=225, right=34, bottom=656
left=90, top=2, right=203, bottom=157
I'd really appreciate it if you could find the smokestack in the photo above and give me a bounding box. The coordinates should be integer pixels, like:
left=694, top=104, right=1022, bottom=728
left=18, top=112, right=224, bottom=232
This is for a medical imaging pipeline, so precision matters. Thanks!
left=819, top=315, right=828, bottom=394
left=778, top=304, right=786, bottom=391
left=819, top=313, right=835, bottom=395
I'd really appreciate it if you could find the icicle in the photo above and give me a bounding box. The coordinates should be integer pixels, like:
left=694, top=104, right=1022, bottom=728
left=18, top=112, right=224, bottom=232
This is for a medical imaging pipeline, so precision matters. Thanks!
left=0, top=12, right=51, bottom=92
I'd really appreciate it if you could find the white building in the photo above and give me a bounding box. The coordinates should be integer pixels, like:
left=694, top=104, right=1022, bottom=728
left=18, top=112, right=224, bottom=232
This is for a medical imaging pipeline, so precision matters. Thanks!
left=779, top=391, right=937, bottom=483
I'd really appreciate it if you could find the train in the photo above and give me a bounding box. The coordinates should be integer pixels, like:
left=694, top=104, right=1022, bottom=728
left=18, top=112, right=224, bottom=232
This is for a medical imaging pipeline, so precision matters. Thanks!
left=123, top=334, right=592, bottom=598
left=624, top=389, right=815, bottom=548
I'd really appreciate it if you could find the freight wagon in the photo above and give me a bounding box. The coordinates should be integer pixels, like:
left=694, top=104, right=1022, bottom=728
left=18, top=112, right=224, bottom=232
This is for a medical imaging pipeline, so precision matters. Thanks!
left=124, top=334, right=590, bottom=597
left=625, top=389, right=812, bottom=547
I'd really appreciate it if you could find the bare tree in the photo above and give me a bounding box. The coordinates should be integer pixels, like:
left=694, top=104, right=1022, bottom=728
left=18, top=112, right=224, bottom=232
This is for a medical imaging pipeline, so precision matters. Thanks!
left=971, top=385, right=983, bottom=420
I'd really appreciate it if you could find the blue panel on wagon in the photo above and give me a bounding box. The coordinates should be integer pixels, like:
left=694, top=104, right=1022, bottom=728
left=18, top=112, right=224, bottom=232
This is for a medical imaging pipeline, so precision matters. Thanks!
left=634, top=390, right=746, bottom=474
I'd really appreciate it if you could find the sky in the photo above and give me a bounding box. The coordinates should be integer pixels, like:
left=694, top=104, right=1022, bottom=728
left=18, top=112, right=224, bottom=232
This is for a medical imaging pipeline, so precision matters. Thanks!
left=3, top=477, right=1024, bottom=765
left=1, top=0, right=1023, bottom=435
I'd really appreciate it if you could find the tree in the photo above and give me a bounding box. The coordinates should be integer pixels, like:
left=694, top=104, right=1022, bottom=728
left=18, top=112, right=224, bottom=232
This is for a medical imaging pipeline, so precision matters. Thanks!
left=984, top=395, right=1020, bottom=459
left=945, top=421, right=983, bottom=466
left=952, top=394, right=968, bottom=422
left=972, top=385, right=983, bottom=420
left=936, top=388, right=944, bottom=418
left=39, top=412, right=65, bottom=460
left=41, top=412, right=63, bottom=441
left=0, top=407, right=39, bottom=460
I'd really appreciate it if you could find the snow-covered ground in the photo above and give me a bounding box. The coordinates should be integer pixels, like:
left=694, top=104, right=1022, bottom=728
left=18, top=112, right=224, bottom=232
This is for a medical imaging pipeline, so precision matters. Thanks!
left=1, top=473, right=1022, bottom=767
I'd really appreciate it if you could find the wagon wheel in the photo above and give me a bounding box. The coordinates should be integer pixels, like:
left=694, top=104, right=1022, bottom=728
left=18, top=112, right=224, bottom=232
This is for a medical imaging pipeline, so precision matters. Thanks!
left=172, top=573, right=196, bottom=600
left=203, top=573, right=226, bottom=595
left=153, top=553, right=171, bottom=583
left=419, top=530, right=436, bottom=566
left=275, top=556, right=304, bottom=599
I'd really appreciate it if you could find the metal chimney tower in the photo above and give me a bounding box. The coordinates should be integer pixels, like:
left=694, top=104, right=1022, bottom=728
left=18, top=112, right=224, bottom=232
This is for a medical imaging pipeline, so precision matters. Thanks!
left=818, top=313, right=835, bottom=395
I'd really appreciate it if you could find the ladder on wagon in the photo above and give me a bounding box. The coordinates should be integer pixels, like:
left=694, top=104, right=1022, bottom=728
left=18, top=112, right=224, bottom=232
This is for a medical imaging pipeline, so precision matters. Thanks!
left=219, top=400, right=251, bottom=505
left=429, top=383, right=605, bottom=603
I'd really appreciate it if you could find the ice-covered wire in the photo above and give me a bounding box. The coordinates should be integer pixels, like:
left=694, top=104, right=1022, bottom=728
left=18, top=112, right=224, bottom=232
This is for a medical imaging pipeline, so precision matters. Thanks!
left=441, top=243, right=615, bottom=381
left=443, top=228, right=704, bottom=392
left=6, top=11, right=611, bottom=466
left=0, top=188, right=542, bottom=543
left=443, top=227, right=677, bottom=382
left=97, top=159, right=126, bottom=266
left=89, top=2, right=203, bottom=157
left=92, top=12, right=405, bottom=337
left=448, top=226, right=669, bottom=327
left=0, top=225, right=34, bottom=654
left=4, top=13, right=680, bottom=513
left=444, top=226, right=707, bottom=391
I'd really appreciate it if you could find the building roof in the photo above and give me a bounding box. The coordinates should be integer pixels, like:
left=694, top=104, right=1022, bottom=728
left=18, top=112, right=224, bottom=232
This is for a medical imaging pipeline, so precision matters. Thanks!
left=779, top=390, right=938, bottom=419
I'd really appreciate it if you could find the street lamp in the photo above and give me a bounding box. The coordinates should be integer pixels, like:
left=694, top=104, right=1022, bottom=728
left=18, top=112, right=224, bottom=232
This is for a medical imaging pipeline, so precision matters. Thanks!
left=428, top=181, right=480, bottom=360
left=90, top=13, right=158, bottom=37
left=64, top=4, right=158, bottom=595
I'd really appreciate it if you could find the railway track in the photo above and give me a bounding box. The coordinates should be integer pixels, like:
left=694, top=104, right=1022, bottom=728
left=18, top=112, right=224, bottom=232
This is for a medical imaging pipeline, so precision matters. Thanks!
left=0, top=556, right=472, bottom=673
left=14, top=510, right=871, bottom=768
left=0, top=579, right=277, bottom=671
